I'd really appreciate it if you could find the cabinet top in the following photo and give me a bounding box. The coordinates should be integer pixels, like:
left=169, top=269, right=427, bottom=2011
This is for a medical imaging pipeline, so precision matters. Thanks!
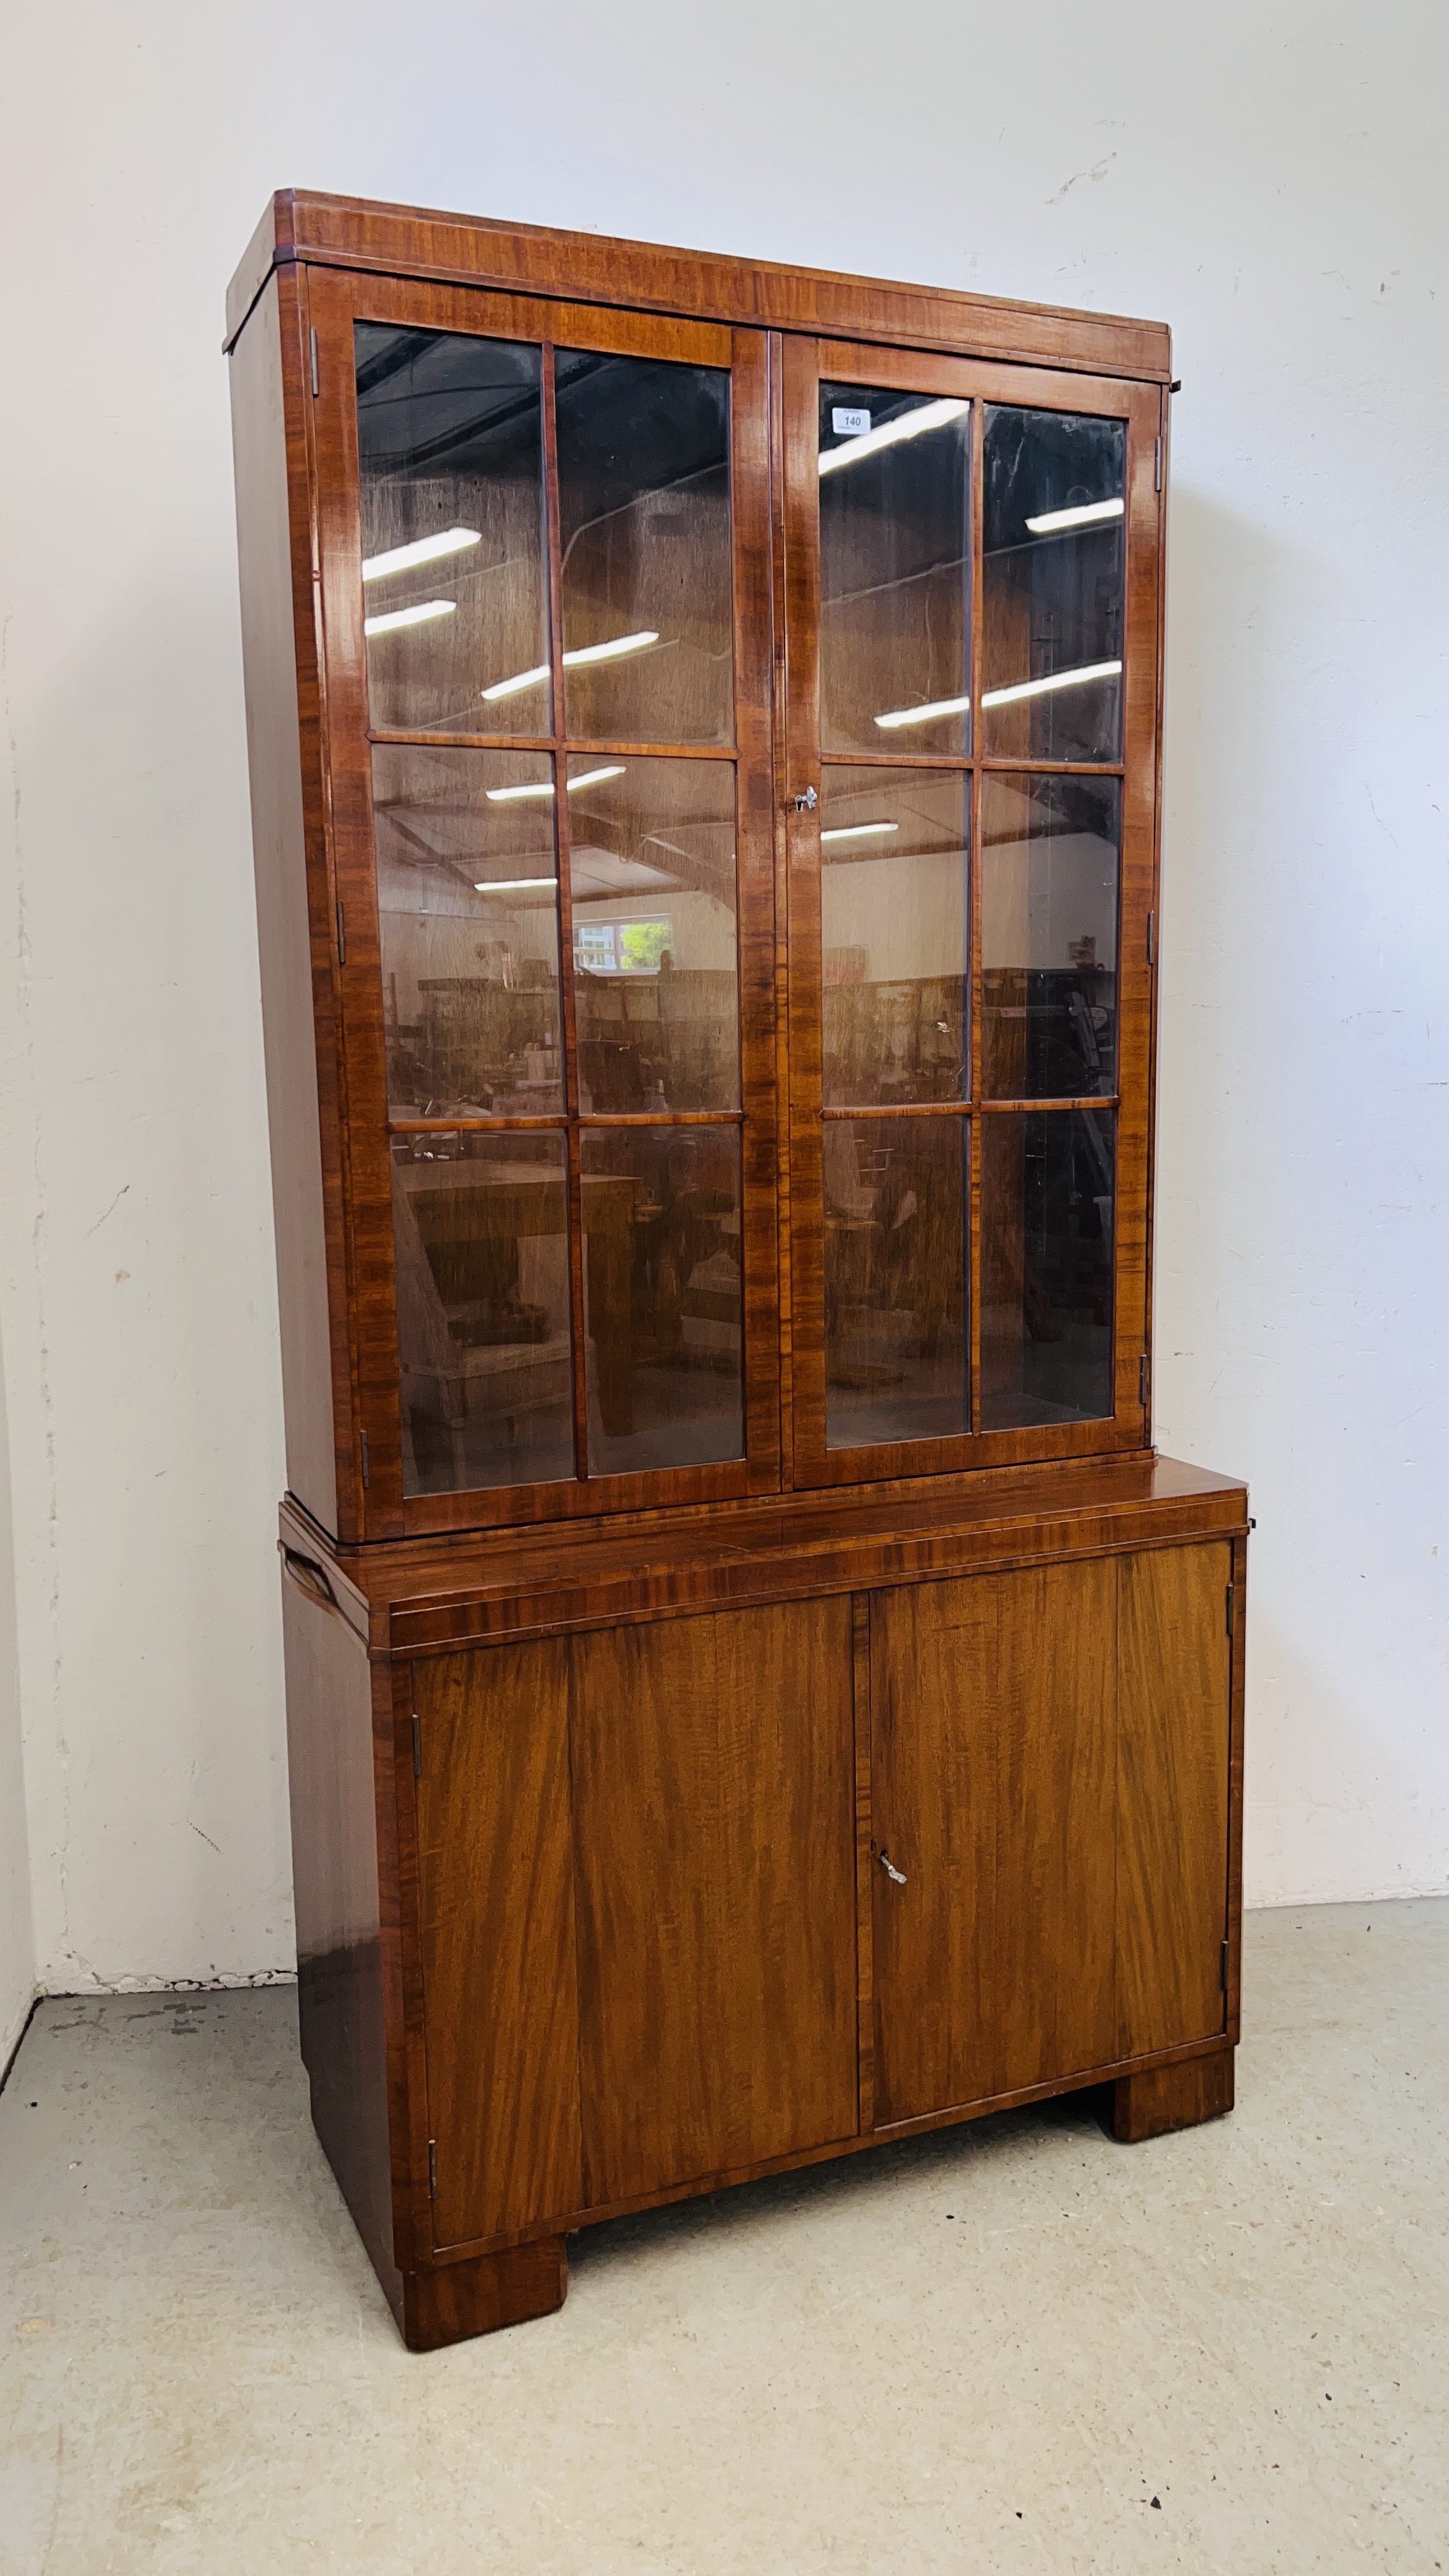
left=225, top=188, right=1173, bottom=383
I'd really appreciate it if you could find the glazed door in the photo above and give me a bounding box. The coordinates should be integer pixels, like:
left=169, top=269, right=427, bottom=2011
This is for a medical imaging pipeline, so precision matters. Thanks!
left=868, top=1544, right=1230, bottom=2128
left=308, top=269, right=779, bottom=1536
left=783, top=339, right=1164, bottom=1488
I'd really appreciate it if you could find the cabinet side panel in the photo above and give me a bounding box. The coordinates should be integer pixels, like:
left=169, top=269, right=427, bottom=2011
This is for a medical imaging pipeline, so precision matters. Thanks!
left=1116, top=1541, right=1232, bottom=2056
left=994, top=1559, right=1117, bottom=2092
left=573, top=1600, right=857, bottom=2206
left=870, top=1580, right=998, bottom=2126
left=280, top=1573, right=399, bottom=2319
left=229, top=273, right=342, bottom=1534
left=415, top=1644, right=583, bottom=2248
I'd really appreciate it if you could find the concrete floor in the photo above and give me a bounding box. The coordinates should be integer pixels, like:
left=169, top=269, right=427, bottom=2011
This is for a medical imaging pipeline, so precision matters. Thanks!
left=1, top=1903, right=1446, bottom=2575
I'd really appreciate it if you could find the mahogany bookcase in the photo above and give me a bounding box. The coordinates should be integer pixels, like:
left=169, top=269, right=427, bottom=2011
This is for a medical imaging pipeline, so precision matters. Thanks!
left=227, top=190, right=1246, bottom=2350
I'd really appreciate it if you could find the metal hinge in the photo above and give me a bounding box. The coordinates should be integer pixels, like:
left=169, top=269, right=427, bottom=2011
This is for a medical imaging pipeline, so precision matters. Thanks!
left=1226, top=1582, right=1236, bottom=1637
left=309, top=327, right=319, bottom=398
left=1154, top=436, right=1163, bottom=492
left=1139, top=1353, right=1150, bottom=1409
left=411, top=1714, right=422, bottom=1781
left=427, top=2139, right=438, bottom=2200
left=1221, top=1938, right=1229, bottom=1993
left=360, top=1428, right=370, bottom=1490
left=335, top=899, right=346, bottom=964
left=1147, top=909, right=1156, bottom=967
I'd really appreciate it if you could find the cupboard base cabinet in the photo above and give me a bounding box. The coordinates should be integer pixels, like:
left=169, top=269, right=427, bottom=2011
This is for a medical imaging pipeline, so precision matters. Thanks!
left=229, top=194, right=1248, bottom=2347
left=279, top=1452, right=1246, bottom=2349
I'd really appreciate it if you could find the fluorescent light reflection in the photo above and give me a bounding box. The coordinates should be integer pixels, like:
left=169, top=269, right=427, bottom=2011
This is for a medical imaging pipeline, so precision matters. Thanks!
left=874, top=695, right=969, bottom=732
left=364, top=600, right=456, bottom=638
left=820, top=822, right=900, bottom=844
left=473, top=877, right=556, bottom=894
left=1023, top=498, right=1124, bottom=536
left=480, top=631, right=659, bottom=703
left=362, top=526, right=480, bottom=581
left=873, top=659, right=1122, bottom=728
left=562, top=629, right=658, bottom=669
left=818, top=399, right=968, bottom=477
left=484, top=765, right=625, bottom=806
left=981, top=659, right=1121, bottom=708
left=480, top=661, right=549, bottom=704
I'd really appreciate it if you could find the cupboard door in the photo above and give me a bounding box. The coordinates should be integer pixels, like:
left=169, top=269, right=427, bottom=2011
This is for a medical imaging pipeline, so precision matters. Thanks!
left=414, top=1643, right=583, bottom=2248
left=870, top=1561, right=1116, bottom=2126
left=1116, top=1542, right=1231, bottom=2056
left=571, top=1599, right=857, bottom=2205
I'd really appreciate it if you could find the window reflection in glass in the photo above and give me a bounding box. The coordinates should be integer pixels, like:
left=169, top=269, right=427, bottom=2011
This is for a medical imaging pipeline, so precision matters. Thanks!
left=580, top=1126, right=744, bottom=1474
left=355, top=327, right=548, bottom=737
left=371, top=747, right=563, bottom=1116
left=567, top=757, right=739, bottom=1112
left=819, top=767, right=969, bottom=1106
left=981, top=407, right=1125, bottom=762
left=555, top=352, right=732, bottom=745
left=980, top=1110, right=1114, bottom=1429
left=392, top=1135, right=574, bottom=1496
left=824, top=1116, right=968, bottom=1448
left=981, top=773, right=1120, bottom=1100
left=819, top=381, right=972, bottom=756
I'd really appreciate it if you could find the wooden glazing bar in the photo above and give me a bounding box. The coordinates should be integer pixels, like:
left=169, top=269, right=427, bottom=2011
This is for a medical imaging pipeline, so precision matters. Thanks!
left=980, top=759, right=1127, bottom=779
left=368, top=730, right=740, bottom=761
left=819, top=1097, right=1119, bottom=1120
left=579, top=1110, right=744, bottom=1129
left=388, top=1116, right=569, bottom=1135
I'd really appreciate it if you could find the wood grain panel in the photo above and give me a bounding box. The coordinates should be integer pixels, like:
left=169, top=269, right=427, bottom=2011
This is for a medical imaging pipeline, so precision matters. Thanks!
left=226, top=192, right=1172, bottom=381
left=1116, top=1541, right=1231, bottom=2057
left=871, top=1558, right=1117, bottom=2123
left=571, top=1599, right=857, bottom=2205
left=415, top=1643, right=583, bottom=2246
left=870, top=1579, right=997, bottom=2126
left=229, top=270, right=351, bottom=1535
left=280, top=1554, right=399, bottom=2319
left=993, top=1560, right=1116, bottom=2090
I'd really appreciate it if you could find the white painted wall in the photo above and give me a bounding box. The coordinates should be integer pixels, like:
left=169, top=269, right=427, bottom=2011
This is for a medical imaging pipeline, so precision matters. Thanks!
left=0, top=0, right=1443, bottom=1981
left=0, top=1343, right=35, bottom=2066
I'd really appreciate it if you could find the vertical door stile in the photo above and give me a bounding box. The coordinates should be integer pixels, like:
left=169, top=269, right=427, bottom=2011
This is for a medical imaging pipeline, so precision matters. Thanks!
left=851, top=1591, right=875, bottom=2135
left=540, top=342, right=591, bottom=1483
left=728, top=324, right=783, bottom=1490
left=967, top=395, right=986, bottom=1438
left=768, top=328, right=795, bottom=1488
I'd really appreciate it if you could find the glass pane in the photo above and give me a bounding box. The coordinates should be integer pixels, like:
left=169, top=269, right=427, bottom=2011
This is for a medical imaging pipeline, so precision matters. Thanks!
left=980, top=1110, right=1115, bottom=1429
left=392, top=1134, right=574, bottom=1496
left=355, top=326, right=548, bottom=737
left=567, top=756, right=739, bottom=1113
left=372, top=747, right=563, bottom=1116
left=982, top=407, right=1126, bottom=762
left=819, top=380, right=971, bottom=756
left=981, top=773, right=1120, bottom=1100
left=824, top=1117, right=968, bottom=1449
left=555, top=351, right=732, bottom=745
left=581, top=1127, right=744, bottom=1473
left=820, top=766, right=969, bottom=1106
